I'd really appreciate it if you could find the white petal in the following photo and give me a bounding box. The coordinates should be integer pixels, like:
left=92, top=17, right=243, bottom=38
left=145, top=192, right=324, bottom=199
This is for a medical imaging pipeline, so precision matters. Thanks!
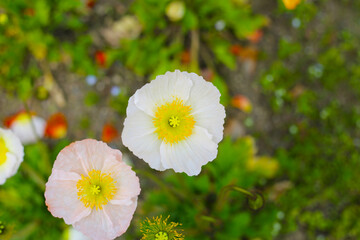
left=0, top=128, right=24, bottom=161
left=133, top=70, right=193, bottom=117
left=73, top=199, right=137, bottom=240
left=45, top=169, right=91, bottom=224
left=160, top=126, right=218, bottom=176
left=185, top=72, right=226, bottom=144
left=32, top=116, right=46, bottom=138
left=7, top=152, right=21, bottom=176
left=122, top=106, right=164, bottom=170
left=125, top=96, right=138, bottom=117
left=10, top=116, right=46, bottom=144
left=0, top=153, right=18, bottom=184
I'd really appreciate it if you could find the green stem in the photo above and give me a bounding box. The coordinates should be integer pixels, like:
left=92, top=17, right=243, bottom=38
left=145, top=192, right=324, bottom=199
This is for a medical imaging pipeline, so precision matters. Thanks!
left=11, top=221, right=39, bottom=240
left=21, top=162, right=46, bottom=191
left=216, top=184, right=257, bottom=211
left=232, top=186, right=256, bottom=199
left=190, top=30, right=200, bottom=72
left=135, top=169, right=185, bottom=200
left=200, top=215, right=217, bottom=223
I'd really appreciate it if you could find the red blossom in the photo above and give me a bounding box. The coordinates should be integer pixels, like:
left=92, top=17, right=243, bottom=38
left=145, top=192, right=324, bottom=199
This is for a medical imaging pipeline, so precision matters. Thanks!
left=95, top=51, right=107, bottom=67
left=231, top=95, right=252, bottom=113
left=45, top=113, right=68, bottom=139
left=247, top=29, right=263, bottom=44
left=102, top=123, right=119, bottom=143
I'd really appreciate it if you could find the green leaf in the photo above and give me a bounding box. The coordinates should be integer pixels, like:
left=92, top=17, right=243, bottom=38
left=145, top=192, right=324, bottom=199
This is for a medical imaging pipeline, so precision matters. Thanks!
left=35, top=0, right=50, bottom=25
left=213, top=43, right=236, bottom=69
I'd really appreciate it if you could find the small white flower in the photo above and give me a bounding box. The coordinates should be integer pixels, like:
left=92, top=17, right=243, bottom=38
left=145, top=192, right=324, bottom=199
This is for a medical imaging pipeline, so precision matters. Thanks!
left=215, top=20, right=226, bottom=31
left=0, top=128, right=24, bottom=184
left=67, top=227, right=90, bottom=240
left=122, top=70, right=226, bottom=176
left=5, top=111, right=46, bottom=144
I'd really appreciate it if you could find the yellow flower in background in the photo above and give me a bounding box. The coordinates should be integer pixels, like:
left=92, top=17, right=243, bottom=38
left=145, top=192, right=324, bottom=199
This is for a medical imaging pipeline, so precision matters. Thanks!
left=122, top=70, right=226, bottom=176
left=0, top=128, right=24, bottom=185
left=0, top=13, right=8, bottom=25
left=247, top=156, right=279, bottom=178
left=166, top=1, right=185, bottom=22
left=140, top=216, right=184, bottom=240
left=282, top=0, right=302, bottom=10
left=29, top=42, right=47, bottom=60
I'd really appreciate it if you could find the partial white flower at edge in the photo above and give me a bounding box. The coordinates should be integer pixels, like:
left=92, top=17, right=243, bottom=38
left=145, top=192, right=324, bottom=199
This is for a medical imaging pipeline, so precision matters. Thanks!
left=5, top=111, right=46, bottom=144
left=67, top=227, right=90, bottom=240
left=0, top=128, right=24, bottom=185
left=122, top=70, right=226, bottom=176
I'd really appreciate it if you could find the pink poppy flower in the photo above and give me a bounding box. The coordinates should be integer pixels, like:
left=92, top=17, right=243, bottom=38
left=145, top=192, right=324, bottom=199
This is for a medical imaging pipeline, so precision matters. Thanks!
left=45, top=139, right=140, bottom=240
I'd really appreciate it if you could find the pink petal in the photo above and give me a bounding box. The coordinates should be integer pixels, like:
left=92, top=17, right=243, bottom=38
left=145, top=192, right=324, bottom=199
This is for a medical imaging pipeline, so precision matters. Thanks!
left=101, top=157, right=141, bottom=203
left=73, top=199, right=137, bottom=240
left=53, top=139, right=121, bottom=175
left=45, top=169, right=91, bottom=224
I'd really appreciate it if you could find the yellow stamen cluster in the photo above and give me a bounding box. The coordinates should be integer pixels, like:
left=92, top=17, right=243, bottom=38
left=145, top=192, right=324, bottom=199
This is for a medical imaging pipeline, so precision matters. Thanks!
left=153, top=98, right=195, bottom=144
left=0, top=137, right=8, bottom=166
left=168, top=116, right=180, bottom=128
left=155, top=231, right=168, bottom=240
left=76, top=170, right=117, bottom=210
left=140, top=215, right=184, bottom=240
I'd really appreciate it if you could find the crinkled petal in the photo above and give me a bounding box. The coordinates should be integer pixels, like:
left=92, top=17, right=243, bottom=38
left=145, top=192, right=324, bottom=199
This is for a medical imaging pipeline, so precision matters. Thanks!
left=160, top=126, right=218, bottom=176
left=45, top=169, right=91, bottom=224
left=53, top=139, right=117, bottom=175
left=122, top=106, right=164, bottom=171
left=73, top=199, right=137, bottom=240
left=134, top=70, right=193, bottom=117
left=101, top=158, right=140, bottom=203
left=185, top=72, right=225, bottom=144
left=0, top=128, right=24, bottom=161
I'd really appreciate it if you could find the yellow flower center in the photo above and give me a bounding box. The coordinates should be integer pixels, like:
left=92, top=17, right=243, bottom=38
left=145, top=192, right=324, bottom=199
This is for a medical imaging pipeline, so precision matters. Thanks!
left=155, top=231, right=169, bottom=240
left=0, top=137, right=8, bottom=166
left=76, top=170, right=117, bottom=210
left=15, top=112, right=32, bottom=124
left=168, top=116, right=180, bottom=128
left=153, top=98, right=195, bottom=144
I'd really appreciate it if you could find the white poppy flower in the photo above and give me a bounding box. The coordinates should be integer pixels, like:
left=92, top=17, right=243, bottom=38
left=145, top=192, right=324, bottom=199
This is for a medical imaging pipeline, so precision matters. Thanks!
left=4, top=111, right=46, bottom=144
left=0, top=128, right=24, bottom=184
left=122, top=70, right=226, bottom=176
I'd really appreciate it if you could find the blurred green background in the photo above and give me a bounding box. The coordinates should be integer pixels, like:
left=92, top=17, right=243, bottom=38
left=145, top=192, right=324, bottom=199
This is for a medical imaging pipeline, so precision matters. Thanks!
left=0, top=0, right=360, bottom=239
